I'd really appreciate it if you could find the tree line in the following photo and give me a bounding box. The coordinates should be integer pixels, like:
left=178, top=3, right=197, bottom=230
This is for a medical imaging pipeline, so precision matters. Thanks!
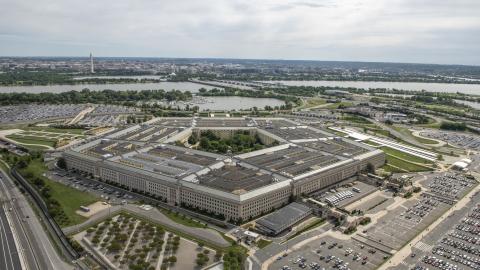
left=0, top=89, right=192, bottom=106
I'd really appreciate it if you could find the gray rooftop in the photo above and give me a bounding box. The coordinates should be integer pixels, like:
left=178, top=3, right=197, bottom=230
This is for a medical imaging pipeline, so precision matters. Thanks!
left=256, top=202, right=312, bottom=233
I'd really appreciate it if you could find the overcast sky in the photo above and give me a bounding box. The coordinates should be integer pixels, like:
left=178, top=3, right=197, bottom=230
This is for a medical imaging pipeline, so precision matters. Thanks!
left=1, top=0, right=479, bottom=65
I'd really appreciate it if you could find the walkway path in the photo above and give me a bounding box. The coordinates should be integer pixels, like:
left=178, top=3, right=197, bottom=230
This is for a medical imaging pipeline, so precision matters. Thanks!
left=63, top=204, right=230, bottom=248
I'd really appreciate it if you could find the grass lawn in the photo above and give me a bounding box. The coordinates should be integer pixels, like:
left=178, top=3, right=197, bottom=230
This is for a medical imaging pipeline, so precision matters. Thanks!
left=26, top=126, right=86, bottom=135
left=381, top=164, right=405, bottom=173
left=19, top=159, right=97, bottom=227
left=325, top=102, right=353, bottom=109
left=381, top=147, right=433, bottom=164
left=257, top=239, right=272, bottom=249
left=329, top=129, right=348, bottom=136
left=412, top=135, right=438, bottom=145
left=342, top=114, right=370, bottom=124
left=385, top=155, right=432, bottom=172
left=393, top=126, right=438, bottom=145
left=364, top=140, right=381, bottom=147
left=160, top=209, right=206, bottom=228
left=365, top=127, right=391, bottom=137
left=6, top=135, right=57, bottom=147
left=286, top=218, right=325, bottom=241
left=299, top=98, right=326, bottom=109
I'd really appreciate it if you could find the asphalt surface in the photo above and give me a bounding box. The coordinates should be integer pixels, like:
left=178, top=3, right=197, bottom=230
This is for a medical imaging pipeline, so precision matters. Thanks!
left=391, top=190, right=480, bottom=270
left=0, top=169, right=74, bottom=270
left=0, top=203, right=22, bottom=270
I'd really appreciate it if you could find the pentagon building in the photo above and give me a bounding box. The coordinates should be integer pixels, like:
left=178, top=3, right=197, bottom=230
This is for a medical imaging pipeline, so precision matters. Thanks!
left=64, top=117, right=384, bottom=221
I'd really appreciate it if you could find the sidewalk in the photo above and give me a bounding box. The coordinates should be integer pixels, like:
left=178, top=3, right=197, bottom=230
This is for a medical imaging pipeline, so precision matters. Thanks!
left=63, top=204, right=231, bottom=248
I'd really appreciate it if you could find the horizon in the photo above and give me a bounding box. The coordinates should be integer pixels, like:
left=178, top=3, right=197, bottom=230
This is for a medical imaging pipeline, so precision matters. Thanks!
left=1, top=55, right=479, bottom=67
left=1, top=0, right=479, bottom=66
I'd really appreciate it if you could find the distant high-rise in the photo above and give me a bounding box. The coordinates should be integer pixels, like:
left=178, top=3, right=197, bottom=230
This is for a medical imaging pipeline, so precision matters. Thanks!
left=89, top=53, right=94, bottom=73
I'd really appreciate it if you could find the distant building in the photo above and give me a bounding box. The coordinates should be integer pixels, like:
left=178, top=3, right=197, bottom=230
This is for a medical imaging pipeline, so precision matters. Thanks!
left=90, top=53, right=95, bottom=73
left=383, top=112, right=408, bottom=123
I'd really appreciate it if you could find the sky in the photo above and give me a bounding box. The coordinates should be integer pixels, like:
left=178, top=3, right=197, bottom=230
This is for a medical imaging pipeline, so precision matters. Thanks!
left=0, top=0, right=479, bottom=65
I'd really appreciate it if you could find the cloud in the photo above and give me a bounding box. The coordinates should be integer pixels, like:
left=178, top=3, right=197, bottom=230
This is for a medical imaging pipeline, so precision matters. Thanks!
left=0, top=0, right=478, bottom=64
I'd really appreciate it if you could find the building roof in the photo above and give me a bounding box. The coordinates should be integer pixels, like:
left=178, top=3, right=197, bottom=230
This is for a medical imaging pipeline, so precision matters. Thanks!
left=256, top=202, right=311, bottom=233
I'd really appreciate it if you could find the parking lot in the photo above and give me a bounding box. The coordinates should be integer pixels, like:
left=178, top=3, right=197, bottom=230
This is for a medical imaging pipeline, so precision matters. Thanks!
left=422, top=173, right=476, bottom=202
left=0, top=104, right=88, bottom=123
left=404, top=190, right=480, bottom=270
left=47, top=170, right=138, bottom=205
left=420, top=130, right=480, bottom=151
left=269, top=235, right=390, bottom=270
left=360, top=173, right=476, bottom=253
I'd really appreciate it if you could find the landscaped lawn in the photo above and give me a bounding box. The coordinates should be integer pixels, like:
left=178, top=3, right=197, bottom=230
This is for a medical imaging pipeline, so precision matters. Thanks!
left=286, top=218, right=325, bottom=241
left=299, top=98, right=326, bottom=109
left=411, top=134, right=439, bottom=145
left=381, top=147, right=433, bottom=164
left=325, top=102, right=353, bottom=109
left=19, top=159, right=97, bottom=227
left=257, top=239, right=272, bottom=249
left=365, top=127, right=391, bottom=137
left=363, top=140, right=381, bottom=147
left=343, top=114, right=370, bottom=124
left=26, top=126, right=86, bottom=135
left=381, top=164, right=405, bottom=173
left=7, top=135, right=57, bottom=146
left=385, top=155, right=432, bottom=172
left=393, top=126, right=438, bottom=145
left=160, top=210, right=206, bottom=228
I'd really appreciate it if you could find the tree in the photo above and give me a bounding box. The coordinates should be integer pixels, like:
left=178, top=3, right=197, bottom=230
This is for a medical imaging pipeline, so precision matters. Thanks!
left=57, top=157, right=67, bottom=169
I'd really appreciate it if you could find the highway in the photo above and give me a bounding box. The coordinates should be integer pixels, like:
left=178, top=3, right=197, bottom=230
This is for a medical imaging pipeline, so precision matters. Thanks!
left=0, top=169, right=74, bottom=270
left=0, top=202, right=22, bottom=270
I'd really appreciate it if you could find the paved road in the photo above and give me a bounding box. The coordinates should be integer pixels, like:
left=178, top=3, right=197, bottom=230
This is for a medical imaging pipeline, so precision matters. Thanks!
left=63, top=203, right=231, bottom=248
left=0, top=169, right=74, bottom=270
left=366, top=119, right=432, bottom=150
left=0, top=203, right=22, bottom=270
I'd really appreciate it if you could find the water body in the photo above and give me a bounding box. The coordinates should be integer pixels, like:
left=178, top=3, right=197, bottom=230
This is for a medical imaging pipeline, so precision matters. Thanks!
left=159, top=96, right=284, bottom=111
left=0, top=82, right=216, bottom=93
left=454, top=99, right=480, bottom=109
left=73, top=75, right=166, bottom=80
left=265, top=80, right=480, bottom=95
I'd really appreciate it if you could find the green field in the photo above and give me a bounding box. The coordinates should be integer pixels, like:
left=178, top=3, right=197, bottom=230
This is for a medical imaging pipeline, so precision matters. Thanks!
left=25, top=126, right=86, bottom=135
left=160, top=210, right=206, bottom=228
left=325, top=102, right=353, bottom=109
left=393, top=126, right=438, bottom=145
left=298, top=98, right=326, bottom=109
left=384, top=155, right=433, bottom=173
left=286, top=218, right=325, bottom=241
left=6, top=135, right=56, bottom=147
left=381, top=164, right=405, bottom=173
left=257, top=239, right=272, bottom=249
left=365, top=127, right=391, bottom=137
left=364, top=140, right=381, bottom=147
left=342, top=114, right=370, bottom=124
left=19, top=159, right=97, bottom=227
left=381, top=147, right=433, bottom=165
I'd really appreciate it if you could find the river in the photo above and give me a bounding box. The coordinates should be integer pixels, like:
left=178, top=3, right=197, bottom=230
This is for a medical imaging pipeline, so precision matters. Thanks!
left=0, top=82, right=217, bottom=93
left=152, top=96, right=285, bottom=111
left=264, top=80, right=480, bottom=95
